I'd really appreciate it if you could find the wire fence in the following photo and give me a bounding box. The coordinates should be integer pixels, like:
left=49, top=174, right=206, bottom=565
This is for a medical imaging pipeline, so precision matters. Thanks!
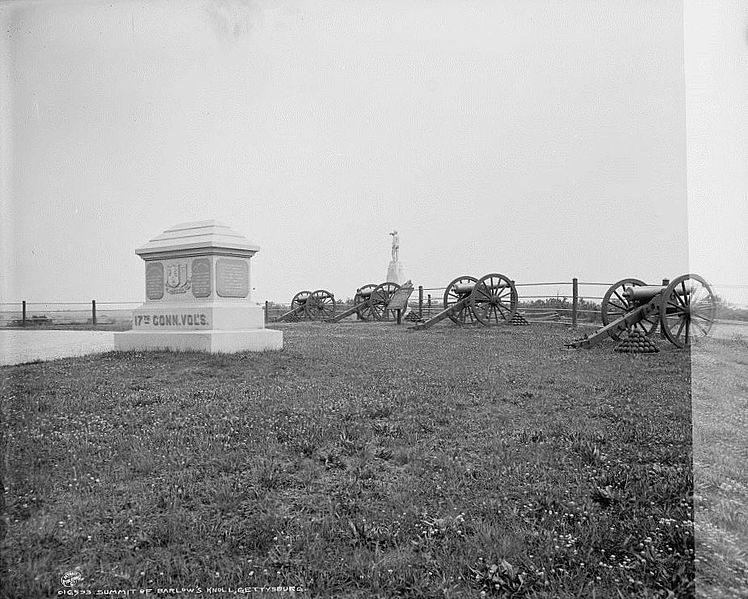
left=266, top=280, right=634, bottom=326
left=264, top=279, right=748, bottom=326
left=0, top=301, right=139, bottom=330
left=3, top=280, right=746, bottom=329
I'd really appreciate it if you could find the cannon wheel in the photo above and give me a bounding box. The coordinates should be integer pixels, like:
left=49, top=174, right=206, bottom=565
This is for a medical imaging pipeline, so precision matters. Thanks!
left=355, top=284, right=379, bottom=321
left=305, top=289, right=336, bottom=321
left=443, top=275, right=478, bottom=325
left=470, top=273, right=518, bottom=326
left=661, top=274, right=716, bottom=348
left=601, top=278, right=658, bottom=340
left=291, top=290, right=312, bottom=320
left=370, top=282, right=401, bottom=321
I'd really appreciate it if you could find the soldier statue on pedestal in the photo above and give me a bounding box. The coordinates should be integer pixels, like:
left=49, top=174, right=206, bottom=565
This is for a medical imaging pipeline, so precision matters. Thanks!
left=386, top=230, right=404, bottom=285
left=390, top=230, right=400, bottom=263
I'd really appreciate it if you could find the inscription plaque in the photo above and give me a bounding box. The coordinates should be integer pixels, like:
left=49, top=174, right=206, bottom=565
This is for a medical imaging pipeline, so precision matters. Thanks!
left=192, top=258, right=212, bottom=298
left=145, top=263, right=164, bottom=300
left=133, top=311, right=210, bottom=329
left=387, top=286, right=414, bottom=311
left=216, top=259, right=249, bottom=298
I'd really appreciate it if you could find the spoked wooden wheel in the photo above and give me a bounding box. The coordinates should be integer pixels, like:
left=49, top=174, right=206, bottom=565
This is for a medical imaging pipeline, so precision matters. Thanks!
left=291, top=290, right=312, bottom=319
left=470, top=273, right=518, bottom=326
left=305, top=289, right=336, bottom=321
left=601, top=278, right=658, bottom=340
left=661, top=274, right=716, bottom=348
left=443, top=275, right=478, bottom=325
left=369, top=282, right=401, bottom=321
left=355, top=284, right=378, bottom=321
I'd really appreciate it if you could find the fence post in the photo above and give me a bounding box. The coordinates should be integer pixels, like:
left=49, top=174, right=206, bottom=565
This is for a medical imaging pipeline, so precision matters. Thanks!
left=264, top=300, right=269, bottom=323
left=92, top=300, right=97, bottom=326
left=418, top=286, right=423, bottom=318
left=427, top=294, right=431, bottom=317
left=22, top=300, right=26, bottom=326
left=572, top=278, right=578, bottom=326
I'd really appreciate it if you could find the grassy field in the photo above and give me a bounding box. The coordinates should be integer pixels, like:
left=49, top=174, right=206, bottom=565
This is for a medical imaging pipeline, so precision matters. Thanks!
left=691, top=336, right=748, bottom=598
left=0, top=321, right=701, bottom=597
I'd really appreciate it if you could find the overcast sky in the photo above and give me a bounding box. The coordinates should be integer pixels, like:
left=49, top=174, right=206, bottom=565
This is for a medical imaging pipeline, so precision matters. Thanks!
left=0, top=0, right=745, bottom=305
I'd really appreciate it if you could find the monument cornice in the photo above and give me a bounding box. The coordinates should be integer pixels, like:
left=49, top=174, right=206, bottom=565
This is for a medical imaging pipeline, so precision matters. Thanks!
left=137, top=247, right=258, bottom=260
left=134, top=220, right=260, bottom=257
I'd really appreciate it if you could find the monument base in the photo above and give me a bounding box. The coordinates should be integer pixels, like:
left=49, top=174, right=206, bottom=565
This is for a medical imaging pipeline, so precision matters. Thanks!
left=130, top=303, right=265, bottom=331
left=386, top=261, right=405, bottom=284
left=114, top=329, right=283, bottom=354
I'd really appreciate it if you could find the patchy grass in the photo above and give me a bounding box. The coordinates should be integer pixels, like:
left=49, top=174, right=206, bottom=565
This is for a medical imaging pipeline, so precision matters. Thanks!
left=1, top=321, right=696, bottom=597
left=692, top=336, right=748, bottom=598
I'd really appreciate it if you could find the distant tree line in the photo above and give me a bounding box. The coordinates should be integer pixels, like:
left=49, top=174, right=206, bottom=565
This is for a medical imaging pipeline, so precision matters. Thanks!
left=714, top=296, right=748, bottom=321
left=517, top=297, right=602, bottom=323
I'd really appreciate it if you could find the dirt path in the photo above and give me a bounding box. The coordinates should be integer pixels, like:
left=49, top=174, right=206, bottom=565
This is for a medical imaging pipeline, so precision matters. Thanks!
left=0, top=330, right=114, bottom=366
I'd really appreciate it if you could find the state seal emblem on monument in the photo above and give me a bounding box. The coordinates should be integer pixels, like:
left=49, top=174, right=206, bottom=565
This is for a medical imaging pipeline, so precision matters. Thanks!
left=165, top=263, right=191, bottom=294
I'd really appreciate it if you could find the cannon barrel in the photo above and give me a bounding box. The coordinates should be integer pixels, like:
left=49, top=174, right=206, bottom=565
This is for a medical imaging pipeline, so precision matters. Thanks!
left=624, top=285, right=685, bottom=302
left=453, top=281, right=512, bottom=295
left=623, top=285, right=666, bottom=302
left=452, top=283, right=476, bottom=295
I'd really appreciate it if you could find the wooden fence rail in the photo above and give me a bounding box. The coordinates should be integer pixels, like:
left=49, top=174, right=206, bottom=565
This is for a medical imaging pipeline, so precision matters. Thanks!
left=8, top=278, right=744, bottom=327
left=261, top=279, right=609, bottom=325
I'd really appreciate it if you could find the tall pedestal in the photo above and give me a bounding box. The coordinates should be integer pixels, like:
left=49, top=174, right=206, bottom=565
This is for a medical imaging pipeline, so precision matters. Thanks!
left=115, top=220, right=282, bottom=354
left=386, top=261, right=405, bottom=285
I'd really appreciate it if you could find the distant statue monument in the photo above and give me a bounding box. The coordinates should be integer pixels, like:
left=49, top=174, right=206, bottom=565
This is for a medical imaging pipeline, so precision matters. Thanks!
left=390, top=230, right=400, bottom=262
left=386, top=230, right=405, bottom=284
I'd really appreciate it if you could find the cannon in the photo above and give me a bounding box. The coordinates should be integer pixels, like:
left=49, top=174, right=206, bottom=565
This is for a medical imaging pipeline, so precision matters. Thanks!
left=275, top=289, right=336, bottom=322
left=566, top=273, right=716, bottom=349
left=326, top=282, right=402, bottom=322
left=413, top=273, right=518, bottom=330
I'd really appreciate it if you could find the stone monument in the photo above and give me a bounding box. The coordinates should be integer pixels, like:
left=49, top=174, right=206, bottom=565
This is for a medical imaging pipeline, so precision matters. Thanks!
left=114, top=220, right=282, bottom=353
left=386, top=230, right=405, bottom=284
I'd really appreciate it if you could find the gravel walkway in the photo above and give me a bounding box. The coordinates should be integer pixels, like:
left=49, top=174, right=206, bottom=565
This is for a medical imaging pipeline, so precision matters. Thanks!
left=0, top=330, right=114, bottom=366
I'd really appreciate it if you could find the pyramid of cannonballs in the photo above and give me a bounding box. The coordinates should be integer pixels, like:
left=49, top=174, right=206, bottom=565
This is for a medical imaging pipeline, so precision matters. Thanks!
left=614, top=329, right=659, bottom=353
left=405, top=310, right=424, bottom=322
left=280, top=311, right=301, bottom=323
left=510, top=312, right=530, bottom=326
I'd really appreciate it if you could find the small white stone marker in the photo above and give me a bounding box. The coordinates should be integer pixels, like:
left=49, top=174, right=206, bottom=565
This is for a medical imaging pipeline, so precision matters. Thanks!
left=114, top=220, right=282, bottom=353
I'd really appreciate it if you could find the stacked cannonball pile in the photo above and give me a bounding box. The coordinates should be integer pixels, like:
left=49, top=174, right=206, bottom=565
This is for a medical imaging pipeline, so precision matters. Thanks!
left=280, top=311, right=301, bottom=323
left=405, top=311, right=424, bottom=323
left=614, top=329, right=659, bottom=353
left=510, top=312, right=530, bottom=326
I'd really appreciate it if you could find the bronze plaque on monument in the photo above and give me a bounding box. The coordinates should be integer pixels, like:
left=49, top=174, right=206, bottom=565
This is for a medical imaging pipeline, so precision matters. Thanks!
left=216, top=258, right=249, bottom=298
left=145, top=263, right=164, bottom=300
left=191, top=258, right=212, bottom=298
